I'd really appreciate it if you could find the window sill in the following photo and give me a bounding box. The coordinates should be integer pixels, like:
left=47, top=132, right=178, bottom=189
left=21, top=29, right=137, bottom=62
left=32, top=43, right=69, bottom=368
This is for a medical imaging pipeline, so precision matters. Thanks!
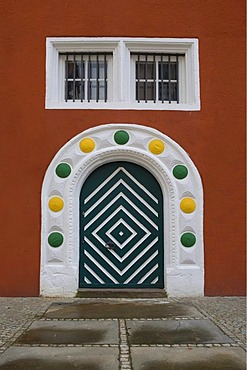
left=45, top=101, right=200, bottom=111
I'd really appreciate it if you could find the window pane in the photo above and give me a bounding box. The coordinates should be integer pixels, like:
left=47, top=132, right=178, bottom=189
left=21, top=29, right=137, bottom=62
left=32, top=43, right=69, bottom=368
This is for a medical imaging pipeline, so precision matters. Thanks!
left=89, top=81, right=106, bottom=101
left=136, top=82, right=155, bottom=101
left=67, top=62, right=73, bottom=79
left=66, top=81, right=84, bottom=100
left=89, top=62, right=96, bottom=79
left=89, top=61, right=107, bottom=79
left=159, top=82, right=177, bottom=101
left=99, top=61, right=107, bottom=79
left=67, top=61, right=84, bottom=79
left=158, top=62, right=177, bottom=80
left=63, top=53, right=113, bottom=103
left=99, top=82, right=106, bottom=100
left=75, top=62, right=84, bottom=79
left=136, top=62, right=155, bottom=79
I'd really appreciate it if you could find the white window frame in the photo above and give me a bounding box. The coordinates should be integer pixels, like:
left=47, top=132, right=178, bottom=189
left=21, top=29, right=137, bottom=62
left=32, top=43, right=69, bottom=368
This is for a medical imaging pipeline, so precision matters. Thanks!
left=46, top=37, right=200, bottom=111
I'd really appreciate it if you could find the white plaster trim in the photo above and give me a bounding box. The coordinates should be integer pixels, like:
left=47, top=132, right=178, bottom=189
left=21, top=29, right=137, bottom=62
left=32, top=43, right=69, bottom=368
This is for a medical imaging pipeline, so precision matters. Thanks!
left=46, top=37, right=200, bottom=111
left=41, top=123, right=204, bottom=297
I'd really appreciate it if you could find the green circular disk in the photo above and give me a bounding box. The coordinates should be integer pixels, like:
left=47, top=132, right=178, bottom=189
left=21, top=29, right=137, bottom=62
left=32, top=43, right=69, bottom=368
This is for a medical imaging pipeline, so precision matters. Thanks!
left=173, top=165, right=188, bottom=179
left=114, top=130, right=130, bottom=145
left=48, top=232, right=64, bottom=248
left=55, top=163, right=71, bottom=178
left=180, top=233, right=196, bottom=248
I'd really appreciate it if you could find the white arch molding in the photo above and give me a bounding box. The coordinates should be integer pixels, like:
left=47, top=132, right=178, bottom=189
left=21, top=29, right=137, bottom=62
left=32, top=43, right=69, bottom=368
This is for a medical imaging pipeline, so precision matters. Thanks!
left=41, top=123, right=204, bottom=297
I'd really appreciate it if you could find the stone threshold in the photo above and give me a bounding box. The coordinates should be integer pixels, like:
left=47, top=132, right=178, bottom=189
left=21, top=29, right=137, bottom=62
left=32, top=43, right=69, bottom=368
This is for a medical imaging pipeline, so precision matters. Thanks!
left=76, top=289, right=168, bottom=298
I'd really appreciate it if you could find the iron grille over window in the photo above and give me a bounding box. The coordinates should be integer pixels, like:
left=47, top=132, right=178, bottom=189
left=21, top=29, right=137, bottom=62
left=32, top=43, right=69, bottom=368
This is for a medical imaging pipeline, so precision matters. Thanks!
left=131, top=53, right=185, bottom=104
left=61, top=52, right=112, bottom=102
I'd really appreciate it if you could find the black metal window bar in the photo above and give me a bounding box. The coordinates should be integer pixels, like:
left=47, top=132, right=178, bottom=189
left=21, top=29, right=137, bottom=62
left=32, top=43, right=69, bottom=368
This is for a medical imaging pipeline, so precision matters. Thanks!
left=61, top=52, right=112, bottom=102
left=131, top=53, right=185, bottom=103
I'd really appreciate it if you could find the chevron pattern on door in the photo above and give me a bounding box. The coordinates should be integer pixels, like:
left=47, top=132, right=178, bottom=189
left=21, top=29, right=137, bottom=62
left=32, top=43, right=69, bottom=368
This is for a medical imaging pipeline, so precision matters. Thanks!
left=79, top=162, right=164, bottom=288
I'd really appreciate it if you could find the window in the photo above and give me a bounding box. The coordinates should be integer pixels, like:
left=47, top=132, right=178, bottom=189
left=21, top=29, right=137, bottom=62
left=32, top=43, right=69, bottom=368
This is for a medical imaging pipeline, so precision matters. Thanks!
left=46, top=38, right=200, bottom=110
left=61, top=53, right=111, bottom=102
left=132, top=53, right=183, bottom=103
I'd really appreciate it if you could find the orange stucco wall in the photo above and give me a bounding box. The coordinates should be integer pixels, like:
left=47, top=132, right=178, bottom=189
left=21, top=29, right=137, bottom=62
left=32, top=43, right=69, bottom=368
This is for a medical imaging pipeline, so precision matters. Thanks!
left=0, top=0, right=245, bottom=296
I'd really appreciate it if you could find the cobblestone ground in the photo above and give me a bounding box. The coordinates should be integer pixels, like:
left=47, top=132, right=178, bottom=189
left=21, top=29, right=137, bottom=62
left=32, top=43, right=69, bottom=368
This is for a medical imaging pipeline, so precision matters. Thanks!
left=187, top=297, right=246, bottom=348
left=0, top=297, right=246, bottom=356
left=0, top=298, right=63, bottom=354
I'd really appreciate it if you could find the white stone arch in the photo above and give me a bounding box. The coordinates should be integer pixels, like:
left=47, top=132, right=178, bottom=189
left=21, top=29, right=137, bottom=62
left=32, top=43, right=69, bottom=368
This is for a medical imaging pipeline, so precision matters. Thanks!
left=41, top=123, right=204, bottom=297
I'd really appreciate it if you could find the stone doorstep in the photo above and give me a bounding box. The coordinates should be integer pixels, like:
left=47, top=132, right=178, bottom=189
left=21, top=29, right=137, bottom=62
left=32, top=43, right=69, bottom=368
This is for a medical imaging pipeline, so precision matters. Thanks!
left=76, top=289, right=168, bottom=298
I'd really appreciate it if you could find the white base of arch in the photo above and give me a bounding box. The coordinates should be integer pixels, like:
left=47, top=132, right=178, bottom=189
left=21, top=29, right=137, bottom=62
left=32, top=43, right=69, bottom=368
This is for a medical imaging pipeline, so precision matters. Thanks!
left=41, top=124, right=204, bottom=297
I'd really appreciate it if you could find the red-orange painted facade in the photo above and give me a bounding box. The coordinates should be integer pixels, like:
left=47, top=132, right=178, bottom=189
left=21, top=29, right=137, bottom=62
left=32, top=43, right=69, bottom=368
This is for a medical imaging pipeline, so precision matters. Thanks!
left=0, top=0, right=245, bottom=296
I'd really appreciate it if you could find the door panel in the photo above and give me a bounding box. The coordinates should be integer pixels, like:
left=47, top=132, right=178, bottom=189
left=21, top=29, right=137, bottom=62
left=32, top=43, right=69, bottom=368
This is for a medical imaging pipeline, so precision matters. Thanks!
left=79, top=162, right=164, bottom=288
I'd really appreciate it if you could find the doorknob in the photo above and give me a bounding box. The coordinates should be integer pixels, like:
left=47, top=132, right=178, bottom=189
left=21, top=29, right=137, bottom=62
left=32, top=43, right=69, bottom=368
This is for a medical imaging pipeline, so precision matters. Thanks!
left=104, top=241, right=115, bottom=250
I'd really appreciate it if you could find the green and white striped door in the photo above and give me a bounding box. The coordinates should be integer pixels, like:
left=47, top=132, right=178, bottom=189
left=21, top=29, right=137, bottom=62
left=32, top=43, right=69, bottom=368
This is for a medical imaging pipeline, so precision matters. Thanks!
left=79, top=162, right=164, bottom=288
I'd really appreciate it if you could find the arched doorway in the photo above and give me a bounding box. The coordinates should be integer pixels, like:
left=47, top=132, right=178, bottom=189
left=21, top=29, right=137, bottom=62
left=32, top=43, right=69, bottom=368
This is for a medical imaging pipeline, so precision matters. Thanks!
left=41, top=123, right=204, bottom=297
left=79, top=161, right=164, bottom=288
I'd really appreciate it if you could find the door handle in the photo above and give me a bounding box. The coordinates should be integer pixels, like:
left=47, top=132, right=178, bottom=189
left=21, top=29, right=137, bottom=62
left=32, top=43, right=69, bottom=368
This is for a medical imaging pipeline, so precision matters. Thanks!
left=104, top=241, right=115, bottom=250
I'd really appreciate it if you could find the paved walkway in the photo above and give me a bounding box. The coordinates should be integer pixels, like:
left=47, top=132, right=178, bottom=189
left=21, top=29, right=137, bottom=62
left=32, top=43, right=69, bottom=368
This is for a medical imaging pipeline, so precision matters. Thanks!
left=0, top=297, right=246, bottom=369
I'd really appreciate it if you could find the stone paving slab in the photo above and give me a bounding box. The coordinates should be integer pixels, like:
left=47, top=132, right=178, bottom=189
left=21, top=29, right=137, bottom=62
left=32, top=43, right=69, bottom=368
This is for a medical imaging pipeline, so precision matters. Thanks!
left=44, top=300, right=204, bottom=319
left=130, top=347, right=246, bottom=370
left=0, top=347, right=118, bottom=370
left=15, top=320, right=118, bottom=345
left=127, top=319, right=234, bottom=345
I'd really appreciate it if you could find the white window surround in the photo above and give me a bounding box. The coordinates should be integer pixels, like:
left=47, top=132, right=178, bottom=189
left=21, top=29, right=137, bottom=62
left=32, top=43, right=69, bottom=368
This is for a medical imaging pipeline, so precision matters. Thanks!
left=46, top=37, right=200, bottom=111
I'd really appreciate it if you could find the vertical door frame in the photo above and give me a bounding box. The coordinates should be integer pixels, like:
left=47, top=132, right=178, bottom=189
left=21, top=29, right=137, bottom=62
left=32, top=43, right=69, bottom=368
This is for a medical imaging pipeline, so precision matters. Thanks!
left=41, top=124, right=204, bottom=297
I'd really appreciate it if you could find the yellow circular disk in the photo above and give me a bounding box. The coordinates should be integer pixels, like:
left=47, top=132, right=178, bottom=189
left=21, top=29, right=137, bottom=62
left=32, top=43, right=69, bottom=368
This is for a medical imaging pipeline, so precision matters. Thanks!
left=148, top=139, right=165, bottom=155
left=79, top=138, right=95, bottom=153
left=48, top=197, right=64, bottom=212
left=180, top=197, right=196, bottom=214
